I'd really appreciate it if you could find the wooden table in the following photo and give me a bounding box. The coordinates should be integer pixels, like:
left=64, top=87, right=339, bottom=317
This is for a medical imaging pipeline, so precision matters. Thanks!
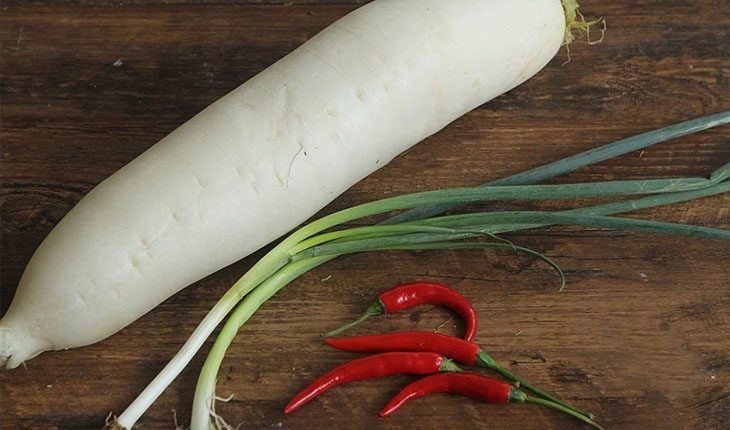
left=1, top=1, right=728, bottom=429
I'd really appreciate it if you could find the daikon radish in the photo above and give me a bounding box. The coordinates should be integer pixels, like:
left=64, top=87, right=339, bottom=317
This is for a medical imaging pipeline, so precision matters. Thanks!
left=1, top=0, right=569, bottom=368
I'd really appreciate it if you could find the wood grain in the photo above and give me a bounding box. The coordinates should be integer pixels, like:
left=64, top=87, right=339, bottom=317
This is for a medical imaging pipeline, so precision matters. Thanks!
left=1, top=1, right=729, bottom=429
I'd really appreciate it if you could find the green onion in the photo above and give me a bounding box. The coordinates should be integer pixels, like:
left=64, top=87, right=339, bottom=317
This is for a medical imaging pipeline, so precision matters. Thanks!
left=386, top=111, right=730, bottom=224
left=191, top=132, right=729, bottom=429
left=110, top=113, right=730, bottom=430
left=190, top=179, right=728, bottom=428
left=710, top=162, right=730, bottom=184
left=192, top=255, right=332, bottom=428
left=406, top=212, right=730, bottom=241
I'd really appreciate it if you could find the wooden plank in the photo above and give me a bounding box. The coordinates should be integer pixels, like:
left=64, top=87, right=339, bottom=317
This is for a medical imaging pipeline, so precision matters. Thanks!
left=1, top=1, right=729, bottom=429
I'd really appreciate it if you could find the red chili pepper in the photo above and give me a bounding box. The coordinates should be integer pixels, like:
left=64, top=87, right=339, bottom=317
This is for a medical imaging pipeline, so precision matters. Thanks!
left=326, top=332, right=481, bottom=365
left=324, top=332, right=594, bottom=420
left=284, top=351, right=462, bottom=414
left=379, top=373, right=604, bottom=429
left=325, top=282, right=478, bottom=340
left=379, top=373, right=513, bottom=416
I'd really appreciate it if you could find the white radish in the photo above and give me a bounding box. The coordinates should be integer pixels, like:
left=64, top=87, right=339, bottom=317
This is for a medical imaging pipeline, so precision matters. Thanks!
left=0, top=0, right=567, bottom=369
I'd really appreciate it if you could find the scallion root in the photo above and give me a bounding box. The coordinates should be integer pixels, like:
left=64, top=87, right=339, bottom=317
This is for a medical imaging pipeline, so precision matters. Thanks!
left=173, top=409, right=190, bottom=430
left=104, top=412, right=126, bottom=430
left=209, top=393, right=240, bottom=430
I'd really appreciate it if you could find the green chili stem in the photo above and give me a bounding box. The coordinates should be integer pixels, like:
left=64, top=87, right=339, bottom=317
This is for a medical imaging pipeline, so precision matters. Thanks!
left=524, top=395, right=605, bottom=430
left=476, top=352, right=593, bottom=419
left=323, top=301, right=385, bottom=338
left=439, top=358, right=463, bottom=373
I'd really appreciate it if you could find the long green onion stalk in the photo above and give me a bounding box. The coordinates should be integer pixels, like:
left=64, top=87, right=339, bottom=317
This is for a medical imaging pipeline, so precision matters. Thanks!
left=191, top=123, right=730, bottom=428
left=110, top=112, right=730, bottom=430
left=193, top=174, right=729, bottom=430
left=387, top=111, right=730, bottom=224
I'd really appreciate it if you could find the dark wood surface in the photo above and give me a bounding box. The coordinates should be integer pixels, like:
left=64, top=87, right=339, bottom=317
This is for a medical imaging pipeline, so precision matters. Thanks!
left=1, top=1, right=729, bottom=429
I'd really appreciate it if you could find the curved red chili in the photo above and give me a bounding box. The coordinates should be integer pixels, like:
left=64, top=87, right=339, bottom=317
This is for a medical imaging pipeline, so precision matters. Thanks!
left=379, top=373, right=604, bottom=429
left=325, top=282, right=478, bottom=340
left=379, top=373, right=513, bottom=417
left=323, top=331, right=592, bottom=419
left=283, top=351, right=461, bottom=414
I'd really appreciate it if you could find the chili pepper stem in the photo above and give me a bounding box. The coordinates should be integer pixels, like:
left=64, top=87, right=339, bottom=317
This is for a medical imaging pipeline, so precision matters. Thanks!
left=323, top=301, right=385, bottom=337
left=523, top=395, right=604, bottom=430
left=438, top=358, right=463, bottom=373
left=476, top=351, right=595, bottom=420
